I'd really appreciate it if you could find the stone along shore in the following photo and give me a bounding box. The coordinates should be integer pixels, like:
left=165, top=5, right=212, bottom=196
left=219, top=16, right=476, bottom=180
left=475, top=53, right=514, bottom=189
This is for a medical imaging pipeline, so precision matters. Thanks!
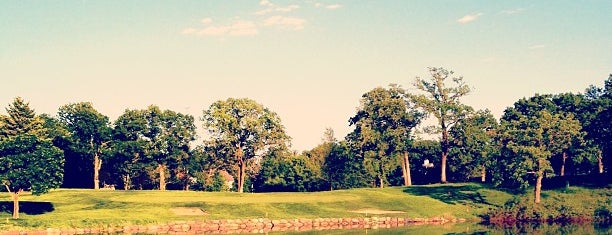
left=1, top=217, right=466, bottom=234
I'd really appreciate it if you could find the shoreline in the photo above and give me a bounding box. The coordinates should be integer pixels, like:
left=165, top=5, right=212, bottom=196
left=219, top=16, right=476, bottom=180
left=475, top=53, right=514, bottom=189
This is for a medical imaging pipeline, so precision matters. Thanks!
left=0, top=216, right=468, bottom=235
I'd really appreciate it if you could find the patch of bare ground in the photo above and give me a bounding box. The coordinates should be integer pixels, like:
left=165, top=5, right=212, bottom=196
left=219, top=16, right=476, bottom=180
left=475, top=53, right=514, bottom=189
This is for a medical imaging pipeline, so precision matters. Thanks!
left=350, top=208, right=406, bottom=215
left=171, top=207, right=207, bottom=216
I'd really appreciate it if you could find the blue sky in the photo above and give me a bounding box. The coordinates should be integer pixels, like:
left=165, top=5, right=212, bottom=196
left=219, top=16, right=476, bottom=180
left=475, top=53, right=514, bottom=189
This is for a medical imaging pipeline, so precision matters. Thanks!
left=1, top=1, right=610, bottom=151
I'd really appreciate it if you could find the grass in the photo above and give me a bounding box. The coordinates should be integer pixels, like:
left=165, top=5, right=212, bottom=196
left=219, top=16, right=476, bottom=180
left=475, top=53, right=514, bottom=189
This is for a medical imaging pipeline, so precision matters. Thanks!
left=1, top=182, right=604, bottom=231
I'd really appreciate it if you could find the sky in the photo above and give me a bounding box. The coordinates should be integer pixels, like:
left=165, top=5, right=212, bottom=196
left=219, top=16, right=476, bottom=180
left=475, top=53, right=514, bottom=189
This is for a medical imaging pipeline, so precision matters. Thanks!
left=1, top=0, right=610, bottom=151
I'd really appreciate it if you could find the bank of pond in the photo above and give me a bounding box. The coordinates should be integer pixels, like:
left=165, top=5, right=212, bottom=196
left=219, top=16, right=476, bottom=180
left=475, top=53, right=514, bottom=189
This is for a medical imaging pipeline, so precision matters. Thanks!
left=0, top=183, right=610, bottom=234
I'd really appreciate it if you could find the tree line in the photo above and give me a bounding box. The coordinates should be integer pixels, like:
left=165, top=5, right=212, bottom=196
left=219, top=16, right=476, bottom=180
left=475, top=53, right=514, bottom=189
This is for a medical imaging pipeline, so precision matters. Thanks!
left=1, top=67, right=610, bottom=218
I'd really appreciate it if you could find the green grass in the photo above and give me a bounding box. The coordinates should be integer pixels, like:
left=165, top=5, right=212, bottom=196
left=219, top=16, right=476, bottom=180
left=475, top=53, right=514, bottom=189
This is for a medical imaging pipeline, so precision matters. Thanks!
left=0, top=183, right=543, bottom=231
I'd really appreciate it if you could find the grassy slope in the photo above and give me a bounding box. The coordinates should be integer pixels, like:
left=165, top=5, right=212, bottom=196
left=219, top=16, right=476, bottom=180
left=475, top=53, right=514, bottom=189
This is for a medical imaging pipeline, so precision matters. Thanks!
left=0, top=183, right=522, bottom=230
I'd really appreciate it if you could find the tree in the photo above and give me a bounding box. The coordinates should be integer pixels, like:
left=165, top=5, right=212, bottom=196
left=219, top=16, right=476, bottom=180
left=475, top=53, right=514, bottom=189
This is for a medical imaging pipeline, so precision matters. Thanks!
left=0, top=97, right=64, bottom=219
left=189, top=140, right=231, bottom=191
left=449, top=109, right=498, bottom=182
left=322, top=141, right=370, bottom=190
left=202, top=98, right=289, bottom=193
left=302, top=128, right=337, bottom=190
left=584, top=76, right=612, bottom=174
left=589, top=107, right=611, bottom=174
left=151, top=108, right=196, bottom=191
left=349, top=85, right=424, bottom=188
left=0, top=97, right=45, bottom=138
left=58, top=102, right=111, bottom=189
left=109, top=109, right=149, bottom=190
left=257, top=148, right=320, bottom=192
left=494, top=110, right=582, bottom=204
left=412, top=67, right=472, bottom=183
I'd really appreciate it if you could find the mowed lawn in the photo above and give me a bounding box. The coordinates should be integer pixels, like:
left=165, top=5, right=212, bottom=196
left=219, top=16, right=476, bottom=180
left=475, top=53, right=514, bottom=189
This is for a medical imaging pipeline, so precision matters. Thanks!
left=0, top=183, right=513, bottom=230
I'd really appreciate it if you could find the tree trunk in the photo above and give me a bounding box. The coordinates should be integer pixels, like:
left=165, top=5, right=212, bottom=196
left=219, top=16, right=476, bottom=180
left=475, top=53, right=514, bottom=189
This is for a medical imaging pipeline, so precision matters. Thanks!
left=123, top=174, right=131, bottom=190
left=11, top=192, right=19, bottom=219
left=93, top=153, right=101, bottom=190
left=534, top=173, right=543, bottom=204
left=598, top=151, right=604, bottom=174
left=480, top=167, right=486, bottom=182
left=238, top=159, right=245, bottom=193
left=440, top=128, right=449, bottom=183
left=236, top=146, right=245, bottom=193
left=379, top=159, right=385, bottom=188
left=158, top=164, right=166, bottom=191
left=402, top=152, right=412, bottom=186
left=440, top=151, right=448, bottom=183
left=560, top=152, right=567, bottom=176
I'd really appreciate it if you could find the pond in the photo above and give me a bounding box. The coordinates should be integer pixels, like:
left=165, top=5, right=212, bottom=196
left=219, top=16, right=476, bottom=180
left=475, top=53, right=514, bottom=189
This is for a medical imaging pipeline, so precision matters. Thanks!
left=263, top=222, right=612, bottom=235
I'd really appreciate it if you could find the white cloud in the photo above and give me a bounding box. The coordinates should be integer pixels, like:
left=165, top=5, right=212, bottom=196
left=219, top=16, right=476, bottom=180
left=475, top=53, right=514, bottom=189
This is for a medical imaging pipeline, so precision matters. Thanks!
left=184, top=20, right=258, bottom=37
left=228, top=20, right=258, bottom=36
left=199, top=26, right=230, bottom=36
left=263, top=15, right=306, bottom=30
left=260, top=0, right=273, bottom=7
left=457, top=13, right=483, bottom=24
left=255, top=1, right=300, bottom=15
left=500, top=8, right=524, bottom=15
left=528, top=44, right=546, bottom=50
left=201, top=18, right=213, bottom=24
left=325, top=4, right=342, bottom=10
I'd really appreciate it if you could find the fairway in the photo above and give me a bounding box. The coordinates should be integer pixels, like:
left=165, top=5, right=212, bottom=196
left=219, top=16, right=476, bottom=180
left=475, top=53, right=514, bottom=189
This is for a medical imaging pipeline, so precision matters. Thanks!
left=0, top=183, right=512, bottom=230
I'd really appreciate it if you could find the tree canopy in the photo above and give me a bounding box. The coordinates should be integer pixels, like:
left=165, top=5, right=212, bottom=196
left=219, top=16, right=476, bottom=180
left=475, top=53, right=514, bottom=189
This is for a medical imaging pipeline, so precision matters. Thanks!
left=202, top=98, right=289, bottom=193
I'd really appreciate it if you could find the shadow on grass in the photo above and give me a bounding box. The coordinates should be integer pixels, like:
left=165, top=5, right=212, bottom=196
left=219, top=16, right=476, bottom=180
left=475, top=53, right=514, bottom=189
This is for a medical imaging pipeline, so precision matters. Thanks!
left=403, top=184, right=493, bottom=206
left=0, top=201, right=54, bottom=215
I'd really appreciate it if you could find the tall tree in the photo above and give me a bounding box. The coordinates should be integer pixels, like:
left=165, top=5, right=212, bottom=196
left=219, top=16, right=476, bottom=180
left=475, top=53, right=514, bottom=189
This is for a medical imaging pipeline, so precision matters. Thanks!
left=349, top=85, right=424, bottom=187
left=412, top=67, right=472, bottom=183
left=449, top=109, right=498, bottom=182
left=202, top=98, right=289, bottom=193
left=0, top=97, right=45, bottom=138
left=494, top=110, right=582, bottom=204
left=141, top=106, right=196, bottom=191
left=0, top=97, right=64, bottom=219
left=109, top=109, right=148, bottom=190
left=58, top=102, right=111, bottom=189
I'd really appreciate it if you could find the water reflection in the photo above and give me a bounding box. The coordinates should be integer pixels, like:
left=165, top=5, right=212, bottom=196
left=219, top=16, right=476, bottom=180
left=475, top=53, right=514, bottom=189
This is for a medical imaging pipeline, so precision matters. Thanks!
left=264, top=222, right=611, bottom=235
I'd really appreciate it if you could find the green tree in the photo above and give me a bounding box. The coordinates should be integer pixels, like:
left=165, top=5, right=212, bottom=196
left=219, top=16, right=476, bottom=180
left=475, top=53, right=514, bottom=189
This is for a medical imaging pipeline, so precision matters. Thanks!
left=141, top=106, right=196, bottom=191
left=584, top=76, right=612, bottom=174
left=495, top=110, right=582, bottom=204
left=109, top=109, right=148, bottom=190
left=412, top=67, right=472, bottom=183
left=0, top=97, right=64, bottom=219
left=322, top=141, right=370, bottom=190
left=449, top=109, right=498, bottom=182
left=349, top=85, right=424, bottom=188
left=302, top=128, right=337, bottom=190
left=202, top=98, right=289, bottom=193
left=590, top=107, right=611, bottom=174
left=0, top=97, right=45, bottom=138
left=58, top=102, right=111, bottom=189
left=189, top=141, right=232, bottom=191
left=257, top=148, right=320, bottom=192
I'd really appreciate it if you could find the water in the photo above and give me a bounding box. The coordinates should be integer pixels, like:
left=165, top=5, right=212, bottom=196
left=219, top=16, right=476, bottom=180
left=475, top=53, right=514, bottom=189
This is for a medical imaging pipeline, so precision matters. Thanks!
left=263, top=222, right=612, bottom=235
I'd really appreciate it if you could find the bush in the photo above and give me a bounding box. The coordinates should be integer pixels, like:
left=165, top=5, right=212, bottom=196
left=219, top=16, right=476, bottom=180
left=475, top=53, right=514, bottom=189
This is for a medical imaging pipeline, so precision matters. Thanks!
left=483, top=188, right=607, bottom=223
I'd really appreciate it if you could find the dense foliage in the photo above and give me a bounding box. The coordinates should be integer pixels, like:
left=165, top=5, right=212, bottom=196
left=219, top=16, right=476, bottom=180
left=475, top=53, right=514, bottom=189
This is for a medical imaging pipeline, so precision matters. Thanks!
left=1, top=70, right=610, bottom=210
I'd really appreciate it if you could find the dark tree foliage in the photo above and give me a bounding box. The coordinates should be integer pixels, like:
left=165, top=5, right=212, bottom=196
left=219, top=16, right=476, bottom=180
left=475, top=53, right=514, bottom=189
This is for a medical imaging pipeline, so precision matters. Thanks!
left=257, top=149, right=322, bottom=192
left=322, top=141, right=371, bottom=190
left=58, top=102, right=111, bottom=189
